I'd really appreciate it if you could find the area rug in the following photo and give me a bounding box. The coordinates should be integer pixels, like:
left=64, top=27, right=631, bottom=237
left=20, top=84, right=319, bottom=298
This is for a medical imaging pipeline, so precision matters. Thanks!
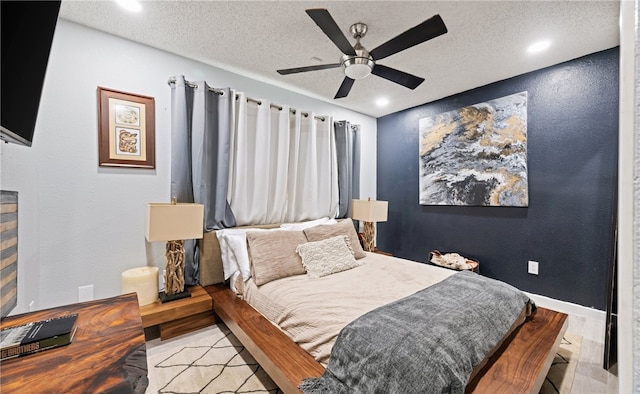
left=146, top=324, right=580, bottom=394
left=540, top=333, right=583, bottom=394
left=146, top=324, right=282, bottom=394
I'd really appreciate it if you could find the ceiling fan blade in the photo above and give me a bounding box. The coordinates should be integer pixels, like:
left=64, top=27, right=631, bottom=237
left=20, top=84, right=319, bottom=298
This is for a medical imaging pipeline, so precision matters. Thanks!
left=306, top=8, right=357, bottom=56
left=277, top=63, right=341, bottom=75
left=369, top=14, right=447, bottom=61
left=371, top=64, right=425, bottom=89
left=334, top=77, right=355, bottom=99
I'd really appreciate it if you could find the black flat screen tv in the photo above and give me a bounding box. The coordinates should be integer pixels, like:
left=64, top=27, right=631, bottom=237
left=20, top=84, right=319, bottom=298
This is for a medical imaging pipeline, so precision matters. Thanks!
left=1, top=1, right=61, bottom=147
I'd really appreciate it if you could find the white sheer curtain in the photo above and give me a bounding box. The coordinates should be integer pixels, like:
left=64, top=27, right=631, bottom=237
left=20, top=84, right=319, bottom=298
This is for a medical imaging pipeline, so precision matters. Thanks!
left=228, top=93, right=338, bottom=225
left=286, top=110, right=338, bottom=222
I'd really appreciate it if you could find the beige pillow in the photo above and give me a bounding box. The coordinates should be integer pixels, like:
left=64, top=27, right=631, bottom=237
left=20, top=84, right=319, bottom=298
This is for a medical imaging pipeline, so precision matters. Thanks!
left=303, top=218, right=366, bottom=259
left=296, top=235, right=361, bottom=279
left=246, top=230, right=307, bottom=286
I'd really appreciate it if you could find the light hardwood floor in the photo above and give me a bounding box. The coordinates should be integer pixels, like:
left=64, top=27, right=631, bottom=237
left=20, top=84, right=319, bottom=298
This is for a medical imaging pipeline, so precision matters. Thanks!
left=566, top=313, right=618, bottom=393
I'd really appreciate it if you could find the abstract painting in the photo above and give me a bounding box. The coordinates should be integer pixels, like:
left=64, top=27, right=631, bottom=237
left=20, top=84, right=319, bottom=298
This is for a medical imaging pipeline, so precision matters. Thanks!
left=419, top=91, right=528, bottom=206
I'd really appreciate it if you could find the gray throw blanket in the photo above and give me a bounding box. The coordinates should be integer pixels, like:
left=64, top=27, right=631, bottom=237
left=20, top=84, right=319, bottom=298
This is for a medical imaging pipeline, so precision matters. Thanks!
left=299, top=271, right=534, bottom=394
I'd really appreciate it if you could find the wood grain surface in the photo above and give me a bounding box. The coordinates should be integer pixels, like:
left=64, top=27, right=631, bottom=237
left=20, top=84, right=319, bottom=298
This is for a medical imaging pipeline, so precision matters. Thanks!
left=466, top=306, right=568, bottom=393
left=0, top=293, right=148, bottom=393
left=139, top=285, right=212, bottom=327
left=207, top=285, right=324, bottom=394
left=139, top=285, right=215, bottom=340
left=208, top=284, right=567, bottom=394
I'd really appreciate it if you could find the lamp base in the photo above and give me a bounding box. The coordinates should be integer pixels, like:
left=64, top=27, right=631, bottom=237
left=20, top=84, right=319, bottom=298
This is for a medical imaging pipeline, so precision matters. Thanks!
left=159, top=289, right=191, bottom=303
left=362, top=221, right=375, bottom=252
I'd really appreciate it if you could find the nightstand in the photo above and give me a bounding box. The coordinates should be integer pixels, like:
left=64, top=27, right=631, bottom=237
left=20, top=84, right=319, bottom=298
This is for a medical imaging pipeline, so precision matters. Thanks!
left=139, top=285, right=216, bottom=340
left=373, top=248, right=392, bottom=256
left=358, top=232, right=392, bottom=256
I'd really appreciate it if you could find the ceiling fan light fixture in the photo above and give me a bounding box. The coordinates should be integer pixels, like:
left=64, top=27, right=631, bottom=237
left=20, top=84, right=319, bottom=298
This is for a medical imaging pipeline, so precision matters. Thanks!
left=343, top=58, right=374, bottom=79
left=341, top=37, right=374, bottom=80
left=278, top=10, right=448, bottom=98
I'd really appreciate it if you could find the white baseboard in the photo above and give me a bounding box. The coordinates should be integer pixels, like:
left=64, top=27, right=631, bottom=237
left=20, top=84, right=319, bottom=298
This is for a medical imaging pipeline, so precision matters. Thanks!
left=525, top=292, right=606, bottom=322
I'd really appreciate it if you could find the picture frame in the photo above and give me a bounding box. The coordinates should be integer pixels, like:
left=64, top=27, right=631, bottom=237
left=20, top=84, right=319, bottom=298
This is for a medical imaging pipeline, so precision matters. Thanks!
left=418, top=91, right=528, bottom=207
left=97, top=87, right=155, bottom=168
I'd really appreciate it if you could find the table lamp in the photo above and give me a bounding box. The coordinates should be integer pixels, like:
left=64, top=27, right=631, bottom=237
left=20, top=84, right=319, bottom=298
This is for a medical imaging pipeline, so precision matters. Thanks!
left=145, top=199, right=204, bottom=303
left=351, top=198, right=388, bottom=252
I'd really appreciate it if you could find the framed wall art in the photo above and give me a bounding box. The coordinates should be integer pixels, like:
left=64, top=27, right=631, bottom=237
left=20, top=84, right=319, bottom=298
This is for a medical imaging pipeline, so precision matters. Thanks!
left=97, top=87, right=155, bottom=168
left=419, top=91, right=528, bottom=207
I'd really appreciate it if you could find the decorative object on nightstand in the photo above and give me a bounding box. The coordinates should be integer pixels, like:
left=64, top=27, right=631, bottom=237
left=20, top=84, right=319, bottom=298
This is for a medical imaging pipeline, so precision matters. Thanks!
left=351, top=198, right=388, bottom=252
left=121, top=266, right=159, bottom=306
left=429, top=250, right=479, bottom=273
left=146, top=199, right=204, bottom=303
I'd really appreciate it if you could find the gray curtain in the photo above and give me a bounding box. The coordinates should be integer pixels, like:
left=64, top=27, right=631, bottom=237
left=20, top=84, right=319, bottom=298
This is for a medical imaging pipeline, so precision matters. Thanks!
left=170, top=75, right=236, bottom=285
left=334, top=121, right=361, bottom=218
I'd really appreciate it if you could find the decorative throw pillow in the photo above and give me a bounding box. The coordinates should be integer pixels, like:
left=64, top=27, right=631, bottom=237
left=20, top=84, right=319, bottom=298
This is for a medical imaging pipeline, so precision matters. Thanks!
left=296, top=235, right=361, bottom=279
left=303, top=218, right=366, bottom=259
left=246, top=230, right=307, bottom=286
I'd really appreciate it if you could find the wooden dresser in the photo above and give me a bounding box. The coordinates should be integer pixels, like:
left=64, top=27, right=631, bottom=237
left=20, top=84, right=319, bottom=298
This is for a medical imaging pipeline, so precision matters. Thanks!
left=0, top=293, right=148, bottom=393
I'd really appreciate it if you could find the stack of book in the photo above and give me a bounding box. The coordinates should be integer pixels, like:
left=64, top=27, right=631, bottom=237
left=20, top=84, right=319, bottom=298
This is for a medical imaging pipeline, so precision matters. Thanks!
left=0, top=313, right=78, bottom=360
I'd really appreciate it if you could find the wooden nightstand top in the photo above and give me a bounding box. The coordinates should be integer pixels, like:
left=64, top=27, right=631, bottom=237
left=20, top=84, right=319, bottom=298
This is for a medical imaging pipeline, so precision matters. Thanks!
left=139, top=285, right=212, bottom=328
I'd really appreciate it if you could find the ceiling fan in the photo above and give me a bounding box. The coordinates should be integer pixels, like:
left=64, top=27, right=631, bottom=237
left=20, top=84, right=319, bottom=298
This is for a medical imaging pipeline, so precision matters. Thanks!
left=277, top=8, right=448, bottom=99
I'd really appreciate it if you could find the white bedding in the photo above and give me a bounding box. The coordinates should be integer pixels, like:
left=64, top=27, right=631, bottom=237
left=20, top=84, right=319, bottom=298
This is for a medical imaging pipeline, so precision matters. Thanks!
left=242, top=252, right=455, bottom=365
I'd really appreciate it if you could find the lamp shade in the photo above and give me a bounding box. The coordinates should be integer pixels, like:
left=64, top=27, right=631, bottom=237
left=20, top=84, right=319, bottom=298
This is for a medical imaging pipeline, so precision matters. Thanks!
left=145, top=203, right=204, bottom=242
left=352, top=199, right=388, bottom=222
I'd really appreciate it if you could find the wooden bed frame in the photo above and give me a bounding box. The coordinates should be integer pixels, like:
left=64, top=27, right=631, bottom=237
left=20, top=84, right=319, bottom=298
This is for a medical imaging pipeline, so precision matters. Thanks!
left=199, top=230, right=568, bottom=394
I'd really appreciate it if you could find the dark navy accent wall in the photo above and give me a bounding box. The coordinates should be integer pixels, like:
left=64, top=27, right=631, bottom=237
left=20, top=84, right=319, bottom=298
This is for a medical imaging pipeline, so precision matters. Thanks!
left=376, top=48, right=618, bottom=310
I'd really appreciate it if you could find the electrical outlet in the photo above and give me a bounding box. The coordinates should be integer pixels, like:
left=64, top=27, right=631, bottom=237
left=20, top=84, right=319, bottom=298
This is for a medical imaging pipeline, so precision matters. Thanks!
left=78, top=284, right=94, bottom=302
left=528, top=260, right=539, bottom=275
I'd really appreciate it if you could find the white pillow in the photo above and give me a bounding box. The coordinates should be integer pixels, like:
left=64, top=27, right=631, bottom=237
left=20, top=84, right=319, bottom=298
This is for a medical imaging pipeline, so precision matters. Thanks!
left=216, top=230, right=238, bottom=280
left=295, top=235, right=362, bottom=279
left=216, top=228, right=269, bottom=281
left=229, top=271, right=241, bottom=294
left=224, top=233, right=251, bottom=281
left=280, top=217, right=337, bottom=231
left=216, top=228, right=262, bottom=280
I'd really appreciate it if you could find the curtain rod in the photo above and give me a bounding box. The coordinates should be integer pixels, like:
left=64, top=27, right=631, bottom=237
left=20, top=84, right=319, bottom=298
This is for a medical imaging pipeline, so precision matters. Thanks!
left=168, top=77, right=325, bottom=121
left=241, top=97, right=325, bottom=121
left=167, top=77, right=225, bottom=95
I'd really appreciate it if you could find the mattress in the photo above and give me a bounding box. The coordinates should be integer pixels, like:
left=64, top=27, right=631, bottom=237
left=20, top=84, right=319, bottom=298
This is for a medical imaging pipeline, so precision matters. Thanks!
left=242, top=252, right=455, bottom=365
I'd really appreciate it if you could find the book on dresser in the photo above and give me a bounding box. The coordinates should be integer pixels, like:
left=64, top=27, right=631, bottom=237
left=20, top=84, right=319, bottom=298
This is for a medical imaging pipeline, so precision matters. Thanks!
left=0, top=313, right=78, bottom=360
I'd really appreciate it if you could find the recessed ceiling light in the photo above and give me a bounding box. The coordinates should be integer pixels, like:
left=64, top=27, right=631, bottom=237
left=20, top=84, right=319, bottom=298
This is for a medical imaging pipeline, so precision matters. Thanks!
left=115, top=0, right=142, bottom=12
left=527, top=40, right=551, bottom=54
left=376, top=97, right=389, bottom=107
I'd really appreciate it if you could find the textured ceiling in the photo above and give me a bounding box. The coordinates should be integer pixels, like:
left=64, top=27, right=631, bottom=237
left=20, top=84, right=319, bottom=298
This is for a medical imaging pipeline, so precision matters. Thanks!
left=59, top=1, right=620, bottom=118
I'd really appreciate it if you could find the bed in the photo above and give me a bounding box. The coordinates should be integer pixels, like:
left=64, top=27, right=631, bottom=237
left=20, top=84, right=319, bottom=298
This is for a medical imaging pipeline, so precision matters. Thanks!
left=199, top=219, right=568, bottom=393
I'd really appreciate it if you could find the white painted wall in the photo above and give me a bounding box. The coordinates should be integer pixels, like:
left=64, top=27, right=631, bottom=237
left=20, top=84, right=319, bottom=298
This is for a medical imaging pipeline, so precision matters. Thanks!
left=0, top=20, right=377, bottom=314
left=618, top=1, right=639, bottom=392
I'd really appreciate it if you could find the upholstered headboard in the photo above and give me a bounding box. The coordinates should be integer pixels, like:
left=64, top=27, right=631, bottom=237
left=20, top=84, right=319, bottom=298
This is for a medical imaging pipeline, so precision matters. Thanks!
left=198, top=223, right=281, bottom=286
